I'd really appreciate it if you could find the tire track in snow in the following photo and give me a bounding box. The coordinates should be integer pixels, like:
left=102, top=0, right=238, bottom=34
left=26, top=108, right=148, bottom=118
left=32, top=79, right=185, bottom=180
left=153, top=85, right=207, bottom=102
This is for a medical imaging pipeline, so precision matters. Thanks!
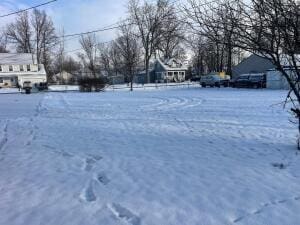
left=141, top=96, right=205, bottom=112
left=233, top=195, right=300, bottom=223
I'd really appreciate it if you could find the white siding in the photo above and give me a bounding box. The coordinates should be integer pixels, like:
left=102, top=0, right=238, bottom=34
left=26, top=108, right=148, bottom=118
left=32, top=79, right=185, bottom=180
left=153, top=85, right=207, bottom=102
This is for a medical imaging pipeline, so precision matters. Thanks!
left=267, top=70, right=290, bottom=90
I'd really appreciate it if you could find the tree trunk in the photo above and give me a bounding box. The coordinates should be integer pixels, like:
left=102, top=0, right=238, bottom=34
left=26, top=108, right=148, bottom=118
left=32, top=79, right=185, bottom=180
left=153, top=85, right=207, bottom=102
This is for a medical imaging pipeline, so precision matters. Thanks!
left=145, top=57, right=150, bottom=84
left=226, top=43, right=232, bottom=76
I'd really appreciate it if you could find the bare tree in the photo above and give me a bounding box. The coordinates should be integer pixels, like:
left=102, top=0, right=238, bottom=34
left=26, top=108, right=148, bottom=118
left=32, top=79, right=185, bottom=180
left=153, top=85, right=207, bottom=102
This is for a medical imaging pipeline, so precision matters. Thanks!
left=157, top=4, right=185, bottom=60
left=78, top=34, right=98, bottom=78
left=98, top=43, right=113, bottom=77
left=110, top=42, right=123, bottom=76
left=113, top=23, right=142, bottom=91
left=6, top=11, right=32, bottom=53
left=129, top=0, right=174, bottom=83
left=6, top=10, right=57, bottom=73
left=31, top=9, right=58, bottom=71
left=0, top=31, right=8, bottom=53
left=185, top=0, right=242, bottom=76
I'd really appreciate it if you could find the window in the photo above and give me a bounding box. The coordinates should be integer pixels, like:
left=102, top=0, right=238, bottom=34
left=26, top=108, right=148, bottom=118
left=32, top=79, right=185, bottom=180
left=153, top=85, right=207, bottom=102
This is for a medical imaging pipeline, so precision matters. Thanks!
left=168, top=72, right=172, bottom=76
left=20, top=65, right=24, bottom=72
left=27, top=65, right=31, bottom=71
left=0, top=78, right=3, bottom=83
left=0, top=66, right=2, bottom=72
left=9, top=65, right=13, bottom=72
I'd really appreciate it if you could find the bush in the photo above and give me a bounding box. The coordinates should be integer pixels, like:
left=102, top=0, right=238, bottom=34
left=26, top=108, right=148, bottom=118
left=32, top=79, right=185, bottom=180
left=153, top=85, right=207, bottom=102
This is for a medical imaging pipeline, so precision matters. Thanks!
left=78, top=77, right=108, bottom=92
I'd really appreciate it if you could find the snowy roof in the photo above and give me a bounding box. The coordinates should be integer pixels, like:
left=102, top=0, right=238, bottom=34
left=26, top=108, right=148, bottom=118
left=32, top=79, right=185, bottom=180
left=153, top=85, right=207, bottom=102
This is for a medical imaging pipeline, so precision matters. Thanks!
left=156, top=58, right=188, bottom=71
left=0, top=53, right=36, bottom=65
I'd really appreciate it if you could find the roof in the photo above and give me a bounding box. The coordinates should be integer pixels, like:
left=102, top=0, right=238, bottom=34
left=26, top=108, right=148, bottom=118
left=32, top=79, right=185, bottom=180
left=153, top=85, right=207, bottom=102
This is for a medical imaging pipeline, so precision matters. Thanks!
left=0, top=53, right=36, bottom=65
left=232, top=54, right=275, bottom=77
left=156, top=58, right=188, bottom=71
left=54, top=71, right=73, bottom=77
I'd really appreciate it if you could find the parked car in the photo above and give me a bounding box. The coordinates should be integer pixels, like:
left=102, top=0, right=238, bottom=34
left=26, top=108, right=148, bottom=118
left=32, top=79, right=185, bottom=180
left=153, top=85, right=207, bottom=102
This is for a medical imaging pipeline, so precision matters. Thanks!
left=35, top=82, right=48, bottom=91
left=190, top=76, right=201, bottom=82
left=232, top=73, right=266, bottom=88
left=200, top=74, right=230, bottom=87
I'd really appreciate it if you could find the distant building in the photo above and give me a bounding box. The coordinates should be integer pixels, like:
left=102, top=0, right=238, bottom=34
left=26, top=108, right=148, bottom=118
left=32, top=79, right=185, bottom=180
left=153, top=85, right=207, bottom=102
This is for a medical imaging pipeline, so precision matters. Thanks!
left=135, top=58, right=187, bottom=84
left=0, top=53, right=47, bottom=88
left=233, top=53, right=300, bottom=90
left=266, top=56, right=300, bottom=90
left=53, top=71, right=75, bottom=84
left=108, top=74, right=125, bottom=85
left=266, top=69, right=290, bottom=90
left=232, top=54, right=275, bottom=79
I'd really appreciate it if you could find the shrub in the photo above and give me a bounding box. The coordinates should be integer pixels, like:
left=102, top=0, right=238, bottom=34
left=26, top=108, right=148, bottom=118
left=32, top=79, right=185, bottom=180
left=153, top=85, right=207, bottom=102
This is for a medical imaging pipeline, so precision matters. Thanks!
left=78, top=77, right=108, bottom=92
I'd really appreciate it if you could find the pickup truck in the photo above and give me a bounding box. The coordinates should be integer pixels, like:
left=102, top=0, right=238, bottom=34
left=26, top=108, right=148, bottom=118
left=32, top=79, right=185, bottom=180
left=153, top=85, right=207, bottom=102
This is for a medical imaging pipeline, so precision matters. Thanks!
left=23, top=81, right=32, bottom=94
left=200, top=74, right=230, bottom=88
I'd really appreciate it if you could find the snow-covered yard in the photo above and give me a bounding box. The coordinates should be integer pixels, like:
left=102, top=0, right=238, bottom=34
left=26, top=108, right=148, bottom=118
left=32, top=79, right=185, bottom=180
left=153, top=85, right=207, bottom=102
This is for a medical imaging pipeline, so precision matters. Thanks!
left=0, top=88, right=299, bottom=225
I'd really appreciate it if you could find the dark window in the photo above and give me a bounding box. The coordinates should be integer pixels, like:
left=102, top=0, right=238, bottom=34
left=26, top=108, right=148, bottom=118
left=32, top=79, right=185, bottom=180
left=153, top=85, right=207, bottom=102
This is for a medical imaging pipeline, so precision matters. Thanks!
left=9, top=65, right=13, bottom=72
left=20, top=65, right=24, bottom=72
left=249, top=75, right=264, bottom=81
left=0, top=66, right=2, bottom=72
left=0, top=78, right=3, bottom=83
left=27, top=65, right=31, bottom=71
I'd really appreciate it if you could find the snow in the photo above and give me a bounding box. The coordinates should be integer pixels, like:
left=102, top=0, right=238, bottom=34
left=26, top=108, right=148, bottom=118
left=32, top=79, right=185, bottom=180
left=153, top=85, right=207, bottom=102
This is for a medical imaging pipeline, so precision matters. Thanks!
left=0, top=88, right=300, bottom=225
left=48, top=85, right=80, bottom=92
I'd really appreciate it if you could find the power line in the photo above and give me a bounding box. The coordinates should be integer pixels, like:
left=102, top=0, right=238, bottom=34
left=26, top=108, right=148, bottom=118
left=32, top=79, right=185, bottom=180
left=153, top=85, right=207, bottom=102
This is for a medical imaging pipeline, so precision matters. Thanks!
left=2, top=0, right=223, bottom=56
left=61, top=24, right=131, bottom=39
left=0, top=0, right=58, bottom=18
left=60, top=0, right=221, bottom=40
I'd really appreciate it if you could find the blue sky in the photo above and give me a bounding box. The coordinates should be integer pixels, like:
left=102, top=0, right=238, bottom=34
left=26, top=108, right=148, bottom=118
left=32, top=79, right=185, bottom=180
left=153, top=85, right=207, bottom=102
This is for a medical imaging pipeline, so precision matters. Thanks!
left=0, top=0, right=128, bottom=51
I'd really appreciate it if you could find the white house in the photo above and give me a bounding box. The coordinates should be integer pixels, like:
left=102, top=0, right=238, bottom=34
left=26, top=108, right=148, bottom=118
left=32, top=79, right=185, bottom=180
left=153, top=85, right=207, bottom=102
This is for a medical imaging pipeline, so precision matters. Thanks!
left=155, top=58, right=187, bottom=82
left=0, top=53, right=47, bottom=88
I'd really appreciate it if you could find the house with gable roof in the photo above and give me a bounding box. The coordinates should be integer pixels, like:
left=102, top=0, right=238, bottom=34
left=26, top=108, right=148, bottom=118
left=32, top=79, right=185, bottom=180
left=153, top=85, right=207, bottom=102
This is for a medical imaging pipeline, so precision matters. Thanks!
left=0, top=53, right=47, bottom=88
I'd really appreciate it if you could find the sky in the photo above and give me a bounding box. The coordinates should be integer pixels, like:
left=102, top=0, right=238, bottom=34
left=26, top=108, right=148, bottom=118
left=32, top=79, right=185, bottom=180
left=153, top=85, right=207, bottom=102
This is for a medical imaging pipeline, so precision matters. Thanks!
left=0, top=0, right=129, bottom=53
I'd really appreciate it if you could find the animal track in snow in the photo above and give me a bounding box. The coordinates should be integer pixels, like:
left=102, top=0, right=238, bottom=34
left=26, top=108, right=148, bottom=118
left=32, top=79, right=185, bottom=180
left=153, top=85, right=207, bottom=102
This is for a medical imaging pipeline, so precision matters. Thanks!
left=108, top=203, right=141, bottom=225
left=80, top=181, right=96, bottom=202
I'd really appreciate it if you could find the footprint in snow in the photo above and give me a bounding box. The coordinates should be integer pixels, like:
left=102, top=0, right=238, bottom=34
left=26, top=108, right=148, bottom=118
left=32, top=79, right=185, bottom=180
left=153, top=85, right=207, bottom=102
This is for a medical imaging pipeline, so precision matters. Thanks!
left=83, top=154, right=102, bottom=171
left=80, top=181, right=97, bottom=202
left=88, top=154, right=103, bottom=161
left=95, top=172, right=110, bottom=185
left=108, top=203, right=141, bottom=225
